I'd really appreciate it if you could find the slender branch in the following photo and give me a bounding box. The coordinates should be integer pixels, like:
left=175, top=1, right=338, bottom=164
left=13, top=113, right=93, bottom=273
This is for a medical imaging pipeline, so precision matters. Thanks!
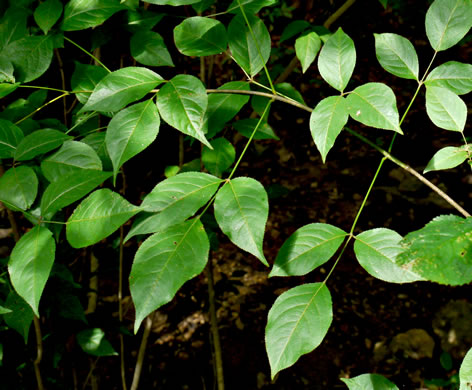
left=54, top=48, right=68, bottom=127
left=119, top=169, right=128, bottom=390
left=206, top=260, right=224, bottom=390
left=345, top=128, right=471, bottom=217
left=64, top=36, right=111, bottom=73
left=33, top=316, right=45, bottom=390
left=130, top=315, right=154, bottom=390
left=323, top=0, right=357, bottom=29
left=14, top=92, right=69, bottom=125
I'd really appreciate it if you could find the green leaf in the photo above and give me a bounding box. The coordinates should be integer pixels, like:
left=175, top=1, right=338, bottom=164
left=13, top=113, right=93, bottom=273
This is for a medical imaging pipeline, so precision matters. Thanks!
left=233, top=118, right=279, bottom=140
left=346, top=82, right=402, bottom=134
left=127, top=9, right=163, bottom=32
left=144, top=0, right=200, bottom=4
left=341, top=373, right=399, bottom=390
left=34, top=0, right=63, bottom=34
left=130, top=30, right=174, bottom=67
left=0, top=83, right=20, bottom=99
left=266, top=283, right=332, bottom=379
left=3, top=291, right=34, bottom=343
left=202, top=137, right=235, bottom=177
left=106, top=99, right=160, bottom=183
left=228, top=13, right=271, bottom=77
left=130, top=219, right=209, bottom=332
left=205, top=81, right=250, bottom=138
left=80, top=67, right=164, bottom=113
left=318, top=28, right=356, bottom=92
left=280, top=20, right=311, bottom=42
left=424, top=146, right=469, bottom=173
left=396, top=215, right=472, bottom=285
left=0, top=119, right=24, bottom=159
left=425, top=86, right=466, bottom=132
left=275, top=83, right=306, bottom=104
left=9, top=226, right=55, bottom=316
left=15, top=129, right=72, bottom=161
left=192, top=0, right=215, bottom=13
left=0, top=7, right=29, bottom=51
left=374, top=33, right=419, bottom=80
left=214, top=177, right=268, bottom=265
left=82, top=132, right=113, bottom=171
left=227, top=0, right=277, bottom=13
left=0, top=306, right=12, bottom=315
left=295, top=31, right=321, bottom=73
left=425, top=61, right=472, bottom=95
left=0, top=166, right=38, bottom=211
left=71, top=62, right=108, bottom=105
left=310, top=95, right=348, bottom=163
left=0, top=56, right=15, bottom=83
left=270, top=223, right=347, bottom=277
left=4, top=35, right=54, bottom=83
left=425, top=0, right=472, bottom=51
left=156, top=74, right=210, bottom=147
left=174, top=17, right=227, bottom=57
left=460, top=348, right=472, bottom=390
left=66, top=188, right=140, bottom=248
left=354, top=228, right=424, bottom=283
left=41, top=140, right=103, bottom=182
left=40, top=170, right=112, bottom=218
left=62, top=0, right=126, bottom=31
left=77, top=328, right=118, bottom=356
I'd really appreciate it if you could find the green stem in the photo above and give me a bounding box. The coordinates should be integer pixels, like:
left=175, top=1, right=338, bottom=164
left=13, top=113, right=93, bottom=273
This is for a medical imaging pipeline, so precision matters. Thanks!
left=18, top=85, right=69, bottom=93
left=64, top=36, right=111, bottom=73
left=15, top=92, right=69, bottom=125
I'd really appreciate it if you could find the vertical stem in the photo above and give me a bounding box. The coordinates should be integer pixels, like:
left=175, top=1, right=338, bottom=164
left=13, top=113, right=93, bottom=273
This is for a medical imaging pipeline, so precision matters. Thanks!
left=119, top=168, right=128, bottom=390
left=130, top=315, right=153, bottom=390
left=206, top=260, right=224, bottom=390
left=33, top=316, right=45, bottom=390
left=54, top=48, right=68, bottom=127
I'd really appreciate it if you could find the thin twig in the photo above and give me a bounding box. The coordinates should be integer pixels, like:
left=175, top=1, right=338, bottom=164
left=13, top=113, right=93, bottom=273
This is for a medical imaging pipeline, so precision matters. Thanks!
left=54, top=48, right=68, bottom=127
left=206, top=260, right=224, bottom=390
left=33, top=316, right=45, bottom=390
left=130, top=315, right=154, bottom=390
left=119, top=168, right=128, bottom=390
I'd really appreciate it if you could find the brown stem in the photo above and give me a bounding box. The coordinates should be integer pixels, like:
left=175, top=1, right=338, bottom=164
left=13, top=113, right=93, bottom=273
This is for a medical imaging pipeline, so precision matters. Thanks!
left=54, top=48, right=68, bottom=127
left=206, top=260, right=224, bottom=390
left=33, top=316, right=45, bottom=390
left=85, top=250, right=98, bottom=315
left=130, top=315, right=154, bottom=390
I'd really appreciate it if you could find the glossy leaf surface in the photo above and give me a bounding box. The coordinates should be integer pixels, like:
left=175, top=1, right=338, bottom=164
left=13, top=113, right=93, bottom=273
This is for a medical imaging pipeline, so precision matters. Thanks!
left=156, top=74, right=210, bottom=147
left=41, top=140, right=102, bottom=182
left=130, top=30, right=174, bottom=67
left=425, top=86, right=466, bottom=132
left=130, top=219, right=209, bottom=332
left=354, top=228, right=424, bottom=283
left=374, top=33, right=419, bottom=80
left=15, top=129, right=72, bottom=161
left=77, top=328, right=118, bottom=356
left=318, top=28, right=356, bottom=92
left=341, top=373, right=399, bottom=390
left=81, top=67, right=163, bottom=113
left=202, top=138, right=235, bottom=177
left=266, top=283, right=332, bottom=379
left=66, top=189, right=140, bottom=248
left=127, top=172, right=221, bottom=240
left=40, top=170, right=112, bottom=218
left=397, top=215, right=472, bottom=285
left=9, top=226, right=55, bottom=316
left=310, top=96, right=349, bottom=162
left=425, top=0, right=472, bottom=51
left=424, top=146, right=469, bottom=173
left=62, top=0, right=126, bottom=31
left=0, top=119, right=24, bottom=159
left=346, top=83, right=402, bottom=133
left=425, top=61, right=472, bottom=95
left=228, top=14, right=271, bottom=77
left=0, top=166, right=38, bottom=211
left=174, top=17, right=227, bottom=57
left=270, top=223, right=347, bottom=277
left=106, top=99, right=160, bottom=183
left=34, top=0, right=63, bottom=34
left=214, top=178, right=268, bottom=265
left=295, top=31, right=321, bottom=73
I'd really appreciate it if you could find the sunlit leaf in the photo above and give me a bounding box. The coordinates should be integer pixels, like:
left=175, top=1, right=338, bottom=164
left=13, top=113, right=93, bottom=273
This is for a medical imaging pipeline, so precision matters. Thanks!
left=425, top=86, right=466, bottom=132
left=9, top=226, right=55, bottom=316
left=295, top=31, right=321, bottom=73
left=341, top=373, right=399, bottom=390
left=460, top=348, right=472, bottom=390
left=354, top=228, right=424, bottom=283
left=214, top=177, right=268, bottom=265
left=266, top=283, right=332, bottom=379
left=130, top=219, right=209, bottom=332
left=62, top=0, right=126, bottom=31
left=424, top=146, right=469, bottom=173
left=425, top=61, right=472, bottom=95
